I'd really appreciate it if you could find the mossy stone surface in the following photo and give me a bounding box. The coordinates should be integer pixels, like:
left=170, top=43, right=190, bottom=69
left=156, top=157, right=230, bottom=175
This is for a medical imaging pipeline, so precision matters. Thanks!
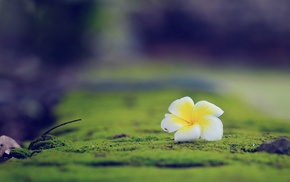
left=1, top=63, right=290, bottom=182
left=0, top=89, right=289, bottom=181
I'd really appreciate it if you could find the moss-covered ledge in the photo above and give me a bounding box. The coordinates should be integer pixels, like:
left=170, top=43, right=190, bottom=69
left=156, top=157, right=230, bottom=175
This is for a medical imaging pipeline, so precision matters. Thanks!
left=0, top=90, right=289, bottom=181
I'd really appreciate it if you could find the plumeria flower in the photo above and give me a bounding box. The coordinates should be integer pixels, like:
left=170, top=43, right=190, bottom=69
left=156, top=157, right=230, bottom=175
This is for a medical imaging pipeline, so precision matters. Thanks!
left=161, top=96, right=224, bottom=142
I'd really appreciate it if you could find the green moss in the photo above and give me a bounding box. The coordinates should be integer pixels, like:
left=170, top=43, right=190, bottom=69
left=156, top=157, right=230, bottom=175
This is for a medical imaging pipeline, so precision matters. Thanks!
left=0, top=88, right=289, bottom=181
left=28, top=135, right=65, bottom=150
left=10, top=148, right=35, bottom=159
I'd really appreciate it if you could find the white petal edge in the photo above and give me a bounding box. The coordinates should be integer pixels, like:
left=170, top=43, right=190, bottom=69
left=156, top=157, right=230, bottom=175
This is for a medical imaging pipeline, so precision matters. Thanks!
left=168, top=96, right=194, bottom=121
left=200, top=115, right=223, bottom=141
left=195, top=100, right=224, bottom=117
left=174, top=124, right=201, bottom=142
left=161, top=114, right=188, bottom=133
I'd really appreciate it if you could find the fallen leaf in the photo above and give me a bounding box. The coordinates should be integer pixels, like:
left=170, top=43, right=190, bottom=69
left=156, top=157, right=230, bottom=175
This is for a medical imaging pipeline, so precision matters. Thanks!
left=0, top=135, right=21, bottom=158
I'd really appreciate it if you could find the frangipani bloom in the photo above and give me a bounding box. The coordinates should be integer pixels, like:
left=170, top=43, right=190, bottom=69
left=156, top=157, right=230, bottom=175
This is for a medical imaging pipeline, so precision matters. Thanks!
left=161, top=96, right=224, bottom=142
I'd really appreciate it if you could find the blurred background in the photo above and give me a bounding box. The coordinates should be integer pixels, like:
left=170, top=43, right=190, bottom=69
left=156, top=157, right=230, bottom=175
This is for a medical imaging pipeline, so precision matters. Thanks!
left=1, top=0, right=290, bottom=141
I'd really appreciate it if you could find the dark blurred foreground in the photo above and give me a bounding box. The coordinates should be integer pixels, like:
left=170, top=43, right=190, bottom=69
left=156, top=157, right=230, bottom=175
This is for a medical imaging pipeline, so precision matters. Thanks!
left=1, top=0, right=290, bottom=141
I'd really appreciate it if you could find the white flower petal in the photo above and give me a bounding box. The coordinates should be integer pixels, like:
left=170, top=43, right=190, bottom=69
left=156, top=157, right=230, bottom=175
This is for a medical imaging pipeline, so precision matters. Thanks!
left=161, top=114, right=189, bottom=133
left=194, top=100, right=224, bottom=117
left=168, top=96, right=194, bottom=122
left=200, top=115, right=223, bottom=141
left=174, top=124, right=201, bottom=142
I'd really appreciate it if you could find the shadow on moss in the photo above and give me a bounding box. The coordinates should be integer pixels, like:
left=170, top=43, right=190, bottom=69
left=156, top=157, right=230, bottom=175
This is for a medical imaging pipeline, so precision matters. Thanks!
left=82, top=161, right=127, bottom=167
left=155, top=161, right=225, bottom=168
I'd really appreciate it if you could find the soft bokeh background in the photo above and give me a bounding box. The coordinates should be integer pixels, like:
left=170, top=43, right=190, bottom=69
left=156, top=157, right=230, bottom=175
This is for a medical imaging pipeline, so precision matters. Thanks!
left=1, top=0, right=290, bottom=141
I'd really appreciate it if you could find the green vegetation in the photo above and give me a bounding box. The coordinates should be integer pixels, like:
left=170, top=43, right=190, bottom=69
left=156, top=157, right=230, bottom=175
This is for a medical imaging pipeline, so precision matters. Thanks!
left=0, top=64, right=289, bottom=181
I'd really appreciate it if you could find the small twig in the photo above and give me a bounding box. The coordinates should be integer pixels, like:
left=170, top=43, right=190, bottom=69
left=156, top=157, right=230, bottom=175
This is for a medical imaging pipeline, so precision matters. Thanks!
left=42, top=119, right=82, bottom=136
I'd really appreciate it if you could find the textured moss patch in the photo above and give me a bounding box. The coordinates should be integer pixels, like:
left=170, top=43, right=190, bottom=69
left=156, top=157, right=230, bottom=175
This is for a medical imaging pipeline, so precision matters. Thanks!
left=28, top=135, right=65, bottom=150
left=10, top=148, right=35, bottom=159
left=0, top=89, right=289, bottom=181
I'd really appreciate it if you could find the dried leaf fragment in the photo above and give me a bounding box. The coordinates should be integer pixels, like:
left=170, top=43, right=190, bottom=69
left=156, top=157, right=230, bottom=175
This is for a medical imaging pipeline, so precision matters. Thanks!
left=0, top=135, right=21, bottom=162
